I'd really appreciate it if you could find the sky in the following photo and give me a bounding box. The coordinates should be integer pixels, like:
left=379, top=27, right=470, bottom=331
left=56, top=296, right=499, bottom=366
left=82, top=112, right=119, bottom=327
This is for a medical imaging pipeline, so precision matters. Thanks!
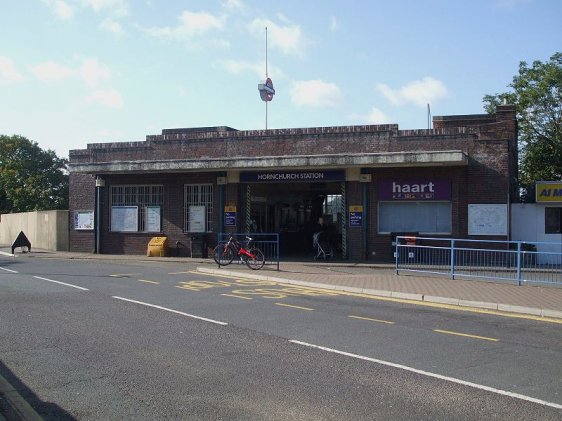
left=1, top=0, right=561, bottom=159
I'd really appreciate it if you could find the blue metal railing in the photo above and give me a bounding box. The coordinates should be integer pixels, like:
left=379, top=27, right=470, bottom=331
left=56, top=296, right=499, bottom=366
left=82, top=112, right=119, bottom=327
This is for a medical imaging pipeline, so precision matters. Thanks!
left=217, top=233, right=280, bottom=271
left=395, top=236, right=562, bottom=286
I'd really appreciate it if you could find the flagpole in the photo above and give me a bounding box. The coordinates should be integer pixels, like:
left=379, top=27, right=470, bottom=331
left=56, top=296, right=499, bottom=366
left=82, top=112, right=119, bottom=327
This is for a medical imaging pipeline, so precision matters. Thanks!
left=265, top=26, right=268, bottom=130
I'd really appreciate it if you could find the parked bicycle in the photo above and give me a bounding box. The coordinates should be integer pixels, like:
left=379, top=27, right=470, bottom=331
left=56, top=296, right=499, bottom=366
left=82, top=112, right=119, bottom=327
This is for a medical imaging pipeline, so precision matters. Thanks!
left=213, top=235, right=265, bottom=270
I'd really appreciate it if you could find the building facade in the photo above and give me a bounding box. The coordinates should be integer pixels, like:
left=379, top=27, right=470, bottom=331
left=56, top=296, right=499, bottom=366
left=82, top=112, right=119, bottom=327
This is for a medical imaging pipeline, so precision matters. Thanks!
left=68, top=105, right=518, bottom=261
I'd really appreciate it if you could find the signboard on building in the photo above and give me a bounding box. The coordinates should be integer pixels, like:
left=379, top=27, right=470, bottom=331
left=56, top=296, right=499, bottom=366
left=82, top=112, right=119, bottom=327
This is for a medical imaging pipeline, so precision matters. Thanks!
left=378, top=180, right=451, bottom=200
left=111, top=206, right=138, bottom=232
left=73, top=210, right=94, bottom=230
left=146, top=206, right=161, bottom=232
left=240, top=170, right=345, bottom=183
left=224, top=206, right=237, bottom=227
left=468, top=204, right=507, bottom=236
left=349, top=205, right=363, bottom=227
left=536, top=182, right=562, bottom=203
left=189, top=205, right=206, bottom=233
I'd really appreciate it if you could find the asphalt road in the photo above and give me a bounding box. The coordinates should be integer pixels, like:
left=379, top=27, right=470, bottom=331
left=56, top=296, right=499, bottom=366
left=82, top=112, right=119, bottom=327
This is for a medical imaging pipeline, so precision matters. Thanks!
left=1, top=256, right=561, bottom=420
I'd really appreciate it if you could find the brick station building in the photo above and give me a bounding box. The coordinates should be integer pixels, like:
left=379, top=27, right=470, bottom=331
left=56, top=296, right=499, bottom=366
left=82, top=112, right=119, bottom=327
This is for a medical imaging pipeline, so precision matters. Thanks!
left=68, top=105, right=517, bottom=261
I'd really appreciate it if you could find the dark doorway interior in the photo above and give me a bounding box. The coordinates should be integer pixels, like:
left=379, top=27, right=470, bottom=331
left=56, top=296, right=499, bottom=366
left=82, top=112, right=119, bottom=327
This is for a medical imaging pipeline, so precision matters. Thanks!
left=249, top=182, right=343, bottom=258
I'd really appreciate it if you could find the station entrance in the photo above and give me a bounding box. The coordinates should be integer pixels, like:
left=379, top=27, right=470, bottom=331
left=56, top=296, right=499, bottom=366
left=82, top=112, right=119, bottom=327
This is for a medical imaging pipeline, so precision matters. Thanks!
left=245, top=181, right=345, bottom=258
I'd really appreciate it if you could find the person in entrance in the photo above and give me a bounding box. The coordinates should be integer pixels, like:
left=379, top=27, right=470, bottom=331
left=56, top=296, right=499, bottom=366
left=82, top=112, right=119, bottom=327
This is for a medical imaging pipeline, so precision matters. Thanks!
left=313, top=217, right=333, bottom=260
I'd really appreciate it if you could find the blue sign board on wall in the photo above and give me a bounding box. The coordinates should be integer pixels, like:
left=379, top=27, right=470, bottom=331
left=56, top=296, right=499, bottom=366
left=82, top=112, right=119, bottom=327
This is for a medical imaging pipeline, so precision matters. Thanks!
left=349, top=205, right=363, bottom=227
left=240, top=170, right=345, bottom=183
left=224, top=206, right=237, bottom=227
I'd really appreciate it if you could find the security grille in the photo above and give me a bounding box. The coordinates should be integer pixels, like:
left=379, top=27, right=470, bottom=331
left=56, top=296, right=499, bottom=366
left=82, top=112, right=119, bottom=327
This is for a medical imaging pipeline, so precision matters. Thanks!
left=184, top=184, right=213, bottom=232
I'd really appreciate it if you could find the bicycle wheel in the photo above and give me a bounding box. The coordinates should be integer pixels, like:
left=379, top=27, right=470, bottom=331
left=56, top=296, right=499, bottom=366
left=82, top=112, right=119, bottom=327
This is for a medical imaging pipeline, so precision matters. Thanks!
left=213, top=245, right=234, bottom=265
left=245, top=247, right=265, bottom=270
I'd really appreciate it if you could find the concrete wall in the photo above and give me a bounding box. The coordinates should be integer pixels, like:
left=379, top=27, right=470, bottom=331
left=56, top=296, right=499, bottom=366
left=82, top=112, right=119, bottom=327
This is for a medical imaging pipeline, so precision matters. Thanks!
left=511, top=203, right=562, bottom=264
left=0, top=210, right=69, bottom=252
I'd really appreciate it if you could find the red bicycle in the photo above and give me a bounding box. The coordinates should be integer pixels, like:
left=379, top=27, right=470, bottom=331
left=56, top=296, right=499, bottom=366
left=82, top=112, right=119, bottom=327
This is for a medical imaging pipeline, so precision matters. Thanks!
left=213, top=235, right=265, bottom=270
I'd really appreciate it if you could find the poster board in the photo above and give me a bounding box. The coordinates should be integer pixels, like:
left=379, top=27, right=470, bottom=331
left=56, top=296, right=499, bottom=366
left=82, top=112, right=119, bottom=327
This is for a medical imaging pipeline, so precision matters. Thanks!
left=111, top=206, right=138, bottom=232
left=73, top=211, right=94, bottom=230
left=145, top=206, right=161, bottom=232
left=468, top=204, right=507, bottom=236
left=189, top=205, right=206, bottom=232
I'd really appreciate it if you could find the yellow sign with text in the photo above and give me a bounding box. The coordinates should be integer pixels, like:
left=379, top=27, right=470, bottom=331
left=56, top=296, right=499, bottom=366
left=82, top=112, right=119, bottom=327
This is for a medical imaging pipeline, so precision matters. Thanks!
left=536, top=182, right=562, bottom=203
left=349, top=205, right=363, bottom=213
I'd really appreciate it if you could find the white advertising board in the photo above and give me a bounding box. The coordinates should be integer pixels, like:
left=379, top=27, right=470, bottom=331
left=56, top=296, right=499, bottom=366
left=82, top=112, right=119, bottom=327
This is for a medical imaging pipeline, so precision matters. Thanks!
left=189, top=205, right=206, bottom=233
left=146, top=206, right=161, bottom=232
left=74, top=211, right=94, bottom=230
left=111, top=206, right=138, bottom=232
left=468, top=204, right=507, bottom=236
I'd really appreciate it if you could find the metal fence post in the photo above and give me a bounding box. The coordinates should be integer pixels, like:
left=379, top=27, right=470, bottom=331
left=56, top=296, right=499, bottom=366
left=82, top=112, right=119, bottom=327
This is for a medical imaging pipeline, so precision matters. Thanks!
left=276, top=233, right=280, bottom=271
left=516, top=241, right=522, bottom=286
left=395, top=237, right=399, bottom=274
left=450, top=239, right=455, bottom=280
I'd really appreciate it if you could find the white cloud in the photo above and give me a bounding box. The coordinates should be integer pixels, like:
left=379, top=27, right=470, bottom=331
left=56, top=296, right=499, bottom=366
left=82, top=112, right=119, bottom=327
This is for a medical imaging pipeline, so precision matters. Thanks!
left=30, top=61, right=74, bottom=82
left=330, top=16, right=339, bottom=32
left=290, top=80, right=342, bottom=108
left=78, top=58, right=111, bottom=87
left=86, top=89, right=124, bottom=108
left=41, top=0, right=75, bottom=20
left=80, top=0, right=129, bottom=17
left=0, top=56, right=24, bottom=84
left=376, top=77, right=448, bottom=107
left=99, top=18, right=125, bottom=35
left=248, top=18, right=306, bottom=57
left=350, top=107, right=392, bottom=124
left=221, top=0, right=245, bottom=12
left=144, top=10, right=225, bottom=40
left=30, top=58, right=111, bottom=88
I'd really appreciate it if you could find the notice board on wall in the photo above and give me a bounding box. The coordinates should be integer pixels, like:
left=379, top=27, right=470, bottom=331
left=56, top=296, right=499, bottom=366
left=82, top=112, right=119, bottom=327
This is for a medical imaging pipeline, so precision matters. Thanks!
left=189, top=205, right=206, bottom=232
left=145, top=206, right=161, bottom=232
left=111, top=206, right=138, bottom=232
left=73, top=211, right=94, bottom=230
left=468, top=204, right=507, bottom=236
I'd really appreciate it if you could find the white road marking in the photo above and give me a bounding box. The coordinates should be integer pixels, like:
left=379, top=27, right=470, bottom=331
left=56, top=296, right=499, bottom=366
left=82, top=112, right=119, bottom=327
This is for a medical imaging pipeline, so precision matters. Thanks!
left=289, top=340, right=562, bottom=410
left=0, top=266, right=18, bottom=273
left=112, top=296, right=228, bottom=326
left=33, top=276, right=89, bottom=291
left=0, top=251, right=15, bottom=257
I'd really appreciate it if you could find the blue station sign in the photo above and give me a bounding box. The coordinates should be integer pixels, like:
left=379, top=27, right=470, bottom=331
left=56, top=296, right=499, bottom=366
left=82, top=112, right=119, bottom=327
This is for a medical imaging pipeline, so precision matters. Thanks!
left=240, top=170, right=345, bottom=183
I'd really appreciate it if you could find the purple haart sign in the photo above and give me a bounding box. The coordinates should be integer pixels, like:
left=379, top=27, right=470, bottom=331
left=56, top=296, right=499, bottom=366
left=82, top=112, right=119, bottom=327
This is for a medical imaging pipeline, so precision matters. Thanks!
left=378, top=180, right=451, bottom=200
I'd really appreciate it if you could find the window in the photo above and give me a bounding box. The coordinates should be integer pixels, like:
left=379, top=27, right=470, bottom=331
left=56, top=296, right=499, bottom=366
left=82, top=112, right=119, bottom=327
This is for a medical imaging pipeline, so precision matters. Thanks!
left=545, top=207, right=562, bottom=234
left=323, top=195, right=343, bottom=223
left=378, top=201, right=451, bottom=234
left=184, top=184, right=213, bottom=232
left=110, top=185, right=163, bottom=232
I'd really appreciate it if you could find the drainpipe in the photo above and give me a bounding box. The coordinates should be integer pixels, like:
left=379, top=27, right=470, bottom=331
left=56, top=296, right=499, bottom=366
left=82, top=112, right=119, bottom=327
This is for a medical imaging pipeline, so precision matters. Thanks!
left=361, top=169, right=370, bottom=260
left=95, top=177, right=105, bottom=254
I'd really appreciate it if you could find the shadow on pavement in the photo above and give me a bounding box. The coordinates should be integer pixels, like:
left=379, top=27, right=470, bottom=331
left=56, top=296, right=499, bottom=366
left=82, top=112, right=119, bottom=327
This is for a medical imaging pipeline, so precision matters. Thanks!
left=0, top=361, right=76, bottom=421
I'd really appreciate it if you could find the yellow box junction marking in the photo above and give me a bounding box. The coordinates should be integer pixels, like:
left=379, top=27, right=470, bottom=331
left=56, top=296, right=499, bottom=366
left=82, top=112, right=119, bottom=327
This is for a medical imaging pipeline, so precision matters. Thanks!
left=221, top=293, right=252, bottom=300
left=275, top=302, right=314, bottom=311
left=349, top=315, right=395, bottom=325
left=190, top=270, right=562, bottom=325
left=433, top=329, right=499, bottom=342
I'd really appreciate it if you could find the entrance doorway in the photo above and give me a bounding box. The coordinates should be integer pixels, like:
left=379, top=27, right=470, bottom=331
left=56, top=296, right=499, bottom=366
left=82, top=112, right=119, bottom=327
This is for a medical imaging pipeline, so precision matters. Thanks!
left=247, top=182, right=344, bottom=258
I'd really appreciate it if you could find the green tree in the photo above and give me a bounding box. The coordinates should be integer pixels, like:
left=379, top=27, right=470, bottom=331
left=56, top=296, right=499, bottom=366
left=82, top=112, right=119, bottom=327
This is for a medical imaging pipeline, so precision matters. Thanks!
left=0, top=135, right=68, bottom=213
left=483, top=52, right=562, bottom=201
